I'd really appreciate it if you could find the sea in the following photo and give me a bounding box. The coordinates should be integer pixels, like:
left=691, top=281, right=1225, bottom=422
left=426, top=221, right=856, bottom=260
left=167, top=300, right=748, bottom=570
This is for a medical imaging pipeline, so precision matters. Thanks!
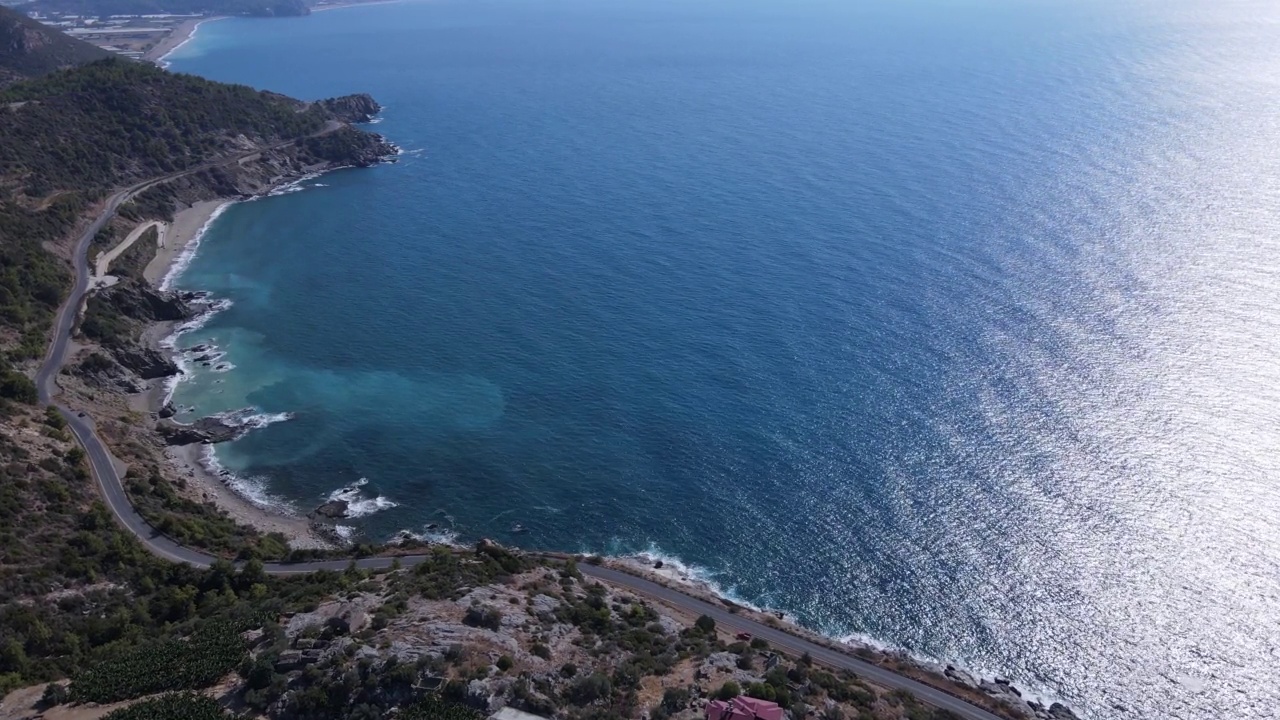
left=161, top=0, right=1280, bottom=717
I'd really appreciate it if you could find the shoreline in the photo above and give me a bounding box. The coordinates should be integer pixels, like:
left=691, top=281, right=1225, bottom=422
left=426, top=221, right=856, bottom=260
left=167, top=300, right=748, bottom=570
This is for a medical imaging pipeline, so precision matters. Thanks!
left=143, top=0, right=404, bottom=66
left=145, top=16, right=225, bottom=65
left=142, top=198, right=334, bottom=551
left=134, top=199, right=1062, bottom=720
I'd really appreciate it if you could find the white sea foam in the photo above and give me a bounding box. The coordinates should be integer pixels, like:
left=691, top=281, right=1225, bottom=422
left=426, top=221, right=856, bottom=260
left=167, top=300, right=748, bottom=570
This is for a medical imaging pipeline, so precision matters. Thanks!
left=198, top=445, right=295, bottom=514
left=159, top=202, right=231, bottom=292
left=156, top=17, right=223, bottom=68
left=267, top=173, right=320, bottom=196
left=209, top=407, right=295, bottom=430
left=327, top=477, right=397, bottom=518
left=392, top=527, right=463, bottom=547
left=620, top=544, right=763, bottom=612
left=334, top=525, right=357, bottom=542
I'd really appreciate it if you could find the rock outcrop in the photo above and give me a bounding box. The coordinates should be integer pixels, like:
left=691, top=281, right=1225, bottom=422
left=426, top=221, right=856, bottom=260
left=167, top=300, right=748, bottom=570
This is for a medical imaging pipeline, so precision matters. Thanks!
left=156, top=416, right=242, bottom=445
left=114, top=346, right=179, bottom=380
left=312, top=499, right=349, bottom=519
left=318, top=93, right=382, bottom=124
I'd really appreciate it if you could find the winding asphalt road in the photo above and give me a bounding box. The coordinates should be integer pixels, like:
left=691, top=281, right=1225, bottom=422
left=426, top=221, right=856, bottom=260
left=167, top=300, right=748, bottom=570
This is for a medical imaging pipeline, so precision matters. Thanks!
left=33, top=149, right=1006, bottom=720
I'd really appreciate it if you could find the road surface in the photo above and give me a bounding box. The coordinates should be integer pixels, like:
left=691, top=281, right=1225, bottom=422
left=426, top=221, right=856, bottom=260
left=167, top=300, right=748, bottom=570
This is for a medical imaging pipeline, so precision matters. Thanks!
left=33, top=136, right=1008, bottom=720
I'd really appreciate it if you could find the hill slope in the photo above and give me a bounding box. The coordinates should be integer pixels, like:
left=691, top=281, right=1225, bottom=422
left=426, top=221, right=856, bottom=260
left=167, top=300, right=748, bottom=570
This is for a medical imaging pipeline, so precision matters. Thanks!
left=18, top=0, right=309, bottom=19
left=0, top=5, right=110, bottom=88
left=0, top=58, right=391, bottom=371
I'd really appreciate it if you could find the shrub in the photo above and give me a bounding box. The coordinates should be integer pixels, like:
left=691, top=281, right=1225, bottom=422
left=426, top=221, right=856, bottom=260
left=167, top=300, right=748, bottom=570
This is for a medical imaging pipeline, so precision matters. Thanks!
left=715, top=681, right=741, bottom=700
left=497, top=655, right=513, bottom=672
left=661, top=687, right=691, bottom=713
left=41, top=682, right=68, bottom=707
left=695, top=615, right=716, bottom=634
left=531, top=643, right=551, bottom=660
left=570, top=672, right=612, bottom=705
left=560, top=663, right=578, bottom=678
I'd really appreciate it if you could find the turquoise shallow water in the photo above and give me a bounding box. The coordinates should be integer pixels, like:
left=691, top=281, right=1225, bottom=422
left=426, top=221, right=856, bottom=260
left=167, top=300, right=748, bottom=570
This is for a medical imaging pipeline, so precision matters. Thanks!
left=166, top=1, right=1280, bottom=716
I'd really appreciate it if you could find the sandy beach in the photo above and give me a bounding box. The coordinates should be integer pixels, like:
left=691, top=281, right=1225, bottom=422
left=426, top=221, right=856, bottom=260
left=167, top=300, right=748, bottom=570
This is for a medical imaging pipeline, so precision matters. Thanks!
left=143, top=17, right=222, bottom=64
left=141, top=200, right=333, bottom=551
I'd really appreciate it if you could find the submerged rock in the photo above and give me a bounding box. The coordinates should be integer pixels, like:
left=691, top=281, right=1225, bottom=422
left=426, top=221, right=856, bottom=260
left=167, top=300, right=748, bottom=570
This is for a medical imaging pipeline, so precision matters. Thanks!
left=313, top=499, right=349, bottom=519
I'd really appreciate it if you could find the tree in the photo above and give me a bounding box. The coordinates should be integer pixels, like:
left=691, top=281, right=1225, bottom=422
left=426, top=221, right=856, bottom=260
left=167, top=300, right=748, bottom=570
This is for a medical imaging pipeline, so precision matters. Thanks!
left=715, top=681, right=741, bottom=701
left=661, top=687, right=691, bottom=713
left=41, top=682, right=68, bottom=707
left=570, top=672, right=612, bottom=704
left=496, top=655, right=513, bottom=672
left=695, top=615, right=716, bottom=634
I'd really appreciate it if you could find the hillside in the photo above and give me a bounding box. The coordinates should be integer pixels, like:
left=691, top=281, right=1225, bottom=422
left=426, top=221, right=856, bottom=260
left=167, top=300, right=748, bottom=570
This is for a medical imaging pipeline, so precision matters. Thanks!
left=0, top=58, right=391, bottom=375
left=0, top=5, right=110, bottom=88
left=17, top=0, right=309, bottom=19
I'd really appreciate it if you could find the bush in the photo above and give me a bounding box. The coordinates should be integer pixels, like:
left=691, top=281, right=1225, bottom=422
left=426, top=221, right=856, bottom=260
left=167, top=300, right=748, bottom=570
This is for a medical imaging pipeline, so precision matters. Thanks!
left=715, top=681, right=741, bottom=700
left=661, top=687, right=691, bottom=713
left=531, top=643, right=551, bottom=660
left=695, top=615, right=716, bottom=634
left=0, top=360, right=37, bottom=404
left=41, top=682, right=68, bottom=707
left=570, top=672, right=612, bottom=705
left=560, top=663, right=578, bottom=678
left=750, top=637, right=769, bottom=650
left=497, top=655, right=513, bottom=672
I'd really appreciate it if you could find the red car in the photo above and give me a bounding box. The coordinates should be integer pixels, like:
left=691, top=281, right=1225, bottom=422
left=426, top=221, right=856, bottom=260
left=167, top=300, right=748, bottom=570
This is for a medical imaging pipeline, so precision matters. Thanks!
left=735, top=632, right=753, bottom=641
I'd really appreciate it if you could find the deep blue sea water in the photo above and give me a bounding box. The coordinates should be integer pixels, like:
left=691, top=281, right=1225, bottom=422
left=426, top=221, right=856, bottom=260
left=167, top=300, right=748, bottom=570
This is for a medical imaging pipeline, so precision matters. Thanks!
left=164, top=1, right=1280, bottom=716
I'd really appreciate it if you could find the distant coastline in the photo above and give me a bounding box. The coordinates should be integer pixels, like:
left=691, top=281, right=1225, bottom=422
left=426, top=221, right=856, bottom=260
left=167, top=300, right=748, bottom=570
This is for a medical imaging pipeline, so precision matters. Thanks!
left=143, top=0, right=400, bottom=66
left=145, top=16, right=222, bottom=65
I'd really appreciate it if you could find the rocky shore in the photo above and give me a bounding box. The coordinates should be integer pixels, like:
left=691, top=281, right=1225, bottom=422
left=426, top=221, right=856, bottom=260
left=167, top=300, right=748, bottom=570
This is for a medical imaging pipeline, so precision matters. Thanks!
left=55, top=105, right=399, bottom=553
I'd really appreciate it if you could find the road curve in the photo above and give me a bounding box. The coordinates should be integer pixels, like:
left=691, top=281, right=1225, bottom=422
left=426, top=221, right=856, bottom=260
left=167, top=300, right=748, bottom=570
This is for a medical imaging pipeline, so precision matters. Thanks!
left=35, top=143, right=1007, bottom=720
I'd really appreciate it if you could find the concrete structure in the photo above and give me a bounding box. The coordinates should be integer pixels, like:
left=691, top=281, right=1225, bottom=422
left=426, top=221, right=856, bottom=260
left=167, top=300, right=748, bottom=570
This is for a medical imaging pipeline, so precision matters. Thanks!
left=490, top=708, right=551, bottom=720
left=706, top=696, right=784, bottom=720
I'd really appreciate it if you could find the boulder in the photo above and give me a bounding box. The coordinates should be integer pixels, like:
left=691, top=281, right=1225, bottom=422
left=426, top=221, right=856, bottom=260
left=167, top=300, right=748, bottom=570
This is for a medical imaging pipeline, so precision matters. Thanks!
left=274, top=650, right=304, bottom=672
left=313, top=499, right=349, bottom=519
left=1048, top=703, right=1079, bottom=719
left=158, top=402, right=177, bottom=419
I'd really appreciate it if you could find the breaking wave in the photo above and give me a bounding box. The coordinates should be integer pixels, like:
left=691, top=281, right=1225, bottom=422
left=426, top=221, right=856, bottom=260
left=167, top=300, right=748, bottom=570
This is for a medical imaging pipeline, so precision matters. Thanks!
left=326, top=477, right=398, bottom=517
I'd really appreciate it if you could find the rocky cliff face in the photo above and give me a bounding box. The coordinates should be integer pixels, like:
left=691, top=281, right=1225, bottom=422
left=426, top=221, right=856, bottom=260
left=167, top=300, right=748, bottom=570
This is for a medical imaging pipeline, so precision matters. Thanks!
left=318, top=94, right=383, bottom=124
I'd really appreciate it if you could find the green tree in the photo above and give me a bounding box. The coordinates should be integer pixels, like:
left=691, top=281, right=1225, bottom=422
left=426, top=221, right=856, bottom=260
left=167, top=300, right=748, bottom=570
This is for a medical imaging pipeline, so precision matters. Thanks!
left=715, top=681, right=741, bottom=701
left=695, top=614, right=717, bottom=634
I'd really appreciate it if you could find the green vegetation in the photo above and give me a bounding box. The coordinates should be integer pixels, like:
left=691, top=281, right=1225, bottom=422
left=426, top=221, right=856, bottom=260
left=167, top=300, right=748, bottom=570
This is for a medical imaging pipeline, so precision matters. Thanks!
left=0, top=60, right=327, bottom=198
left=399, top=697, right=486, bottom=720
left=70, top=621, right=247, bottom=702
left=0, top=414, right=352, bottom=696
left=0, top=355, right=37, bottom=403
left=126, top=467, right=292, bottom=560
left=102, top=693, right=234, bottom=720
left=20, top=0, right=309, bottom=20
left=716, top=680, right=741, bottom=700
left=0, top=6, right=109, bottom=87
left=0, top=195, right=79, bottom=360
